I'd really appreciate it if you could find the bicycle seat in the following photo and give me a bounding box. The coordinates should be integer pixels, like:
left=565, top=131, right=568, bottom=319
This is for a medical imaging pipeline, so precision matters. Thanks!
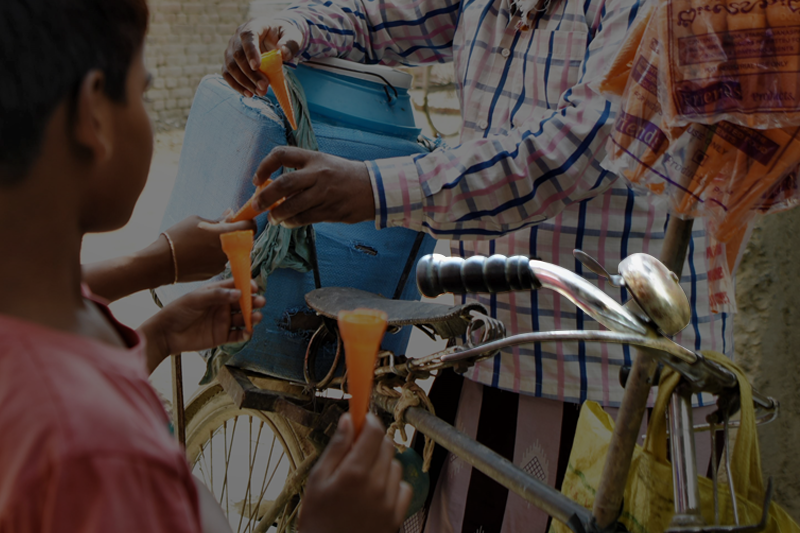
left=305, top=287, right=488, bottom=338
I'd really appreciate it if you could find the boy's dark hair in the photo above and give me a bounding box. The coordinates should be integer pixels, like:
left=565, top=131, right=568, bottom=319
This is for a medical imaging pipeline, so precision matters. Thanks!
left=0, top=0, right=149, bottom=185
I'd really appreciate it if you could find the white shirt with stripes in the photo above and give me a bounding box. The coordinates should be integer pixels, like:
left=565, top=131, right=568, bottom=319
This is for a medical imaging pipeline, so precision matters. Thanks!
left=276, top=0, right=734, bottom=406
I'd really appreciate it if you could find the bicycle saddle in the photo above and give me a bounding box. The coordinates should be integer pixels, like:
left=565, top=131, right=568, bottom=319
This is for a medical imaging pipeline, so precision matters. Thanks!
left=305, top=287, right=488, bottom=339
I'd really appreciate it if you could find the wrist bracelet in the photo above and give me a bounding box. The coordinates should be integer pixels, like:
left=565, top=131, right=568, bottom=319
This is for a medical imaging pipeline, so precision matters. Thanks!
left=161, top=231, right=179, bottom=284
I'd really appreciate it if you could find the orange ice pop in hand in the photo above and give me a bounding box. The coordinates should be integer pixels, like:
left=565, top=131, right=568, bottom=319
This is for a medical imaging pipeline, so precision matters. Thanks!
left=260, top=50, right=297, bottom=131
left=230, top=178, right=285, bottom=222
left=220, top=230, right=255, bottom=333
left=338, top=308, right=389, bottom=437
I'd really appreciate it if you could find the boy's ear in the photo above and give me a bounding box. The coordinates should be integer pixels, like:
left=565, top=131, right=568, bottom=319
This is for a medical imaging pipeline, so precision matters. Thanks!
left=71, top=70, right=115, bottom=164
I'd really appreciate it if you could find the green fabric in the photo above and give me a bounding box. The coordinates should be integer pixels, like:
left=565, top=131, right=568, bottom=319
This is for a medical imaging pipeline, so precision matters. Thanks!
left=201, top=69, right=319, bottom=384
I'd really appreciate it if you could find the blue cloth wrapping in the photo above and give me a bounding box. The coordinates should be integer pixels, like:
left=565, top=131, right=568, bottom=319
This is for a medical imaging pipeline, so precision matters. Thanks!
left=154, top=74, right=436, bottom=384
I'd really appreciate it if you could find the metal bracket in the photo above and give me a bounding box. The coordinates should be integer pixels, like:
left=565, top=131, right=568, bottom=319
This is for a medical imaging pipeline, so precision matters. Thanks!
left=217, top=365, right=346, bottom=430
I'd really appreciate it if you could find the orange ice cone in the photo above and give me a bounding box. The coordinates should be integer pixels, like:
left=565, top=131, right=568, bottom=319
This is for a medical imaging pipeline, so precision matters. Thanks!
left=260, top=50, right=297, bottom=131
left=220, top=230, right=255, bottom=333
left=338, top=308, right=388, bottom=437
left=230, top=179, right=285, bottom=222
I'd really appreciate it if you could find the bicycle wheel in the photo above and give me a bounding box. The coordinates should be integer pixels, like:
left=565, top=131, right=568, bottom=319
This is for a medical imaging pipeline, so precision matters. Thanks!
left=184, top=383, right=310, bottom=533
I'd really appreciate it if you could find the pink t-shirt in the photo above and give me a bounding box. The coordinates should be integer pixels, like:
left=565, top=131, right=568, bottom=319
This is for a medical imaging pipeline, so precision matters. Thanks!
left=0, top=295, right=202, bottom=532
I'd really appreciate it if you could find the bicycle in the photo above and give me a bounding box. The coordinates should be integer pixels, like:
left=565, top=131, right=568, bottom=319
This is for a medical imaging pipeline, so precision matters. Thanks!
left=177, top=217, right=780, bottom=533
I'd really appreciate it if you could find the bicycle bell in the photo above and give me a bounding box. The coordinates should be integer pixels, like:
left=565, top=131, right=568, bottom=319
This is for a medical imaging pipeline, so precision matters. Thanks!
left=617, top=253, right=691, bottom=336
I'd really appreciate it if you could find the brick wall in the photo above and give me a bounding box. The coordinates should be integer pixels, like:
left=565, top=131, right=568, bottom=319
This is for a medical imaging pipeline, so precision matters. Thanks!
left=144, top=0, right=253, bottom=129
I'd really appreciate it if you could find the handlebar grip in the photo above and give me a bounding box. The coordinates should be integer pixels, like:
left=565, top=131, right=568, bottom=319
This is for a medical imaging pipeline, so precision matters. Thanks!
left=416, top=254, right=541, bottom=298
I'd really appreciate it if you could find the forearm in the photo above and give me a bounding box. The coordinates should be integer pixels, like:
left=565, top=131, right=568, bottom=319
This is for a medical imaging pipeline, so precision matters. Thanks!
left=369, top=103, right=617, bottom=239
left=82, top=234, right=173, bottom=303
left=137, top=317, right=171, bottom=374
left=275, top=0, right=458, bottom=65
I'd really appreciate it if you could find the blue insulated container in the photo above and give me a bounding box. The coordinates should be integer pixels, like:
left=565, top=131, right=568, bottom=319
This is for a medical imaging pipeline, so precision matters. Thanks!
left=155, top=62, right=434, bottom=384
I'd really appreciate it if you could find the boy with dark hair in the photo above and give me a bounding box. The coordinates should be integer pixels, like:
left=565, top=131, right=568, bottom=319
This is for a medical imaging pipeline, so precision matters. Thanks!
left=0, top=0, right=411, bottom=531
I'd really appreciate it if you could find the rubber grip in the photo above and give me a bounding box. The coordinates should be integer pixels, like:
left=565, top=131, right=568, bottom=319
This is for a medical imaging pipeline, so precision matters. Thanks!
left=416, top=254, right=541, bottom=297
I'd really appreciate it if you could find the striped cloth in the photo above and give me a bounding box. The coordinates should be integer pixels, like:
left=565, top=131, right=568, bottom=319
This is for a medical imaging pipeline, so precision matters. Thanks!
left=275, top=0, right=735, bottom=406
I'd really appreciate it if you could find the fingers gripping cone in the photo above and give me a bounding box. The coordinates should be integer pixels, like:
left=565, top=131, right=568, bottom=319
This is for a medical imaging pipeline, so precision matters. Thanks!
left=260, top=50, right=298, bottom=131
left=230, top=179, right=285, bottom=222
left=338, top=308, right=389, bottom=437
left=220, top=230, right=255, bottom=333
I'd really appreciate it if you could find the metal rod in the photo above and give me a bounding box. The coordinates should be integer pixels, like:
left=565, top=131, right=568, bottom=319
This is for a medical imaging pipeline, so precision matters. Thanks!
left=593, top=350, right=657, bottom=527
left=668, top=387, right=705, bottom=528
left=660, top=215, right=695, bottom=276
left=724, top=412, right=740, bottom=525
left=171, top=353, right=186, bottom=448
left=711, top=422, right=720, bottom=526
left=375, top=396, right=592, bottom=533
left=443, top=330, right=699, bottom=365
left=592, top=217, right=695, bottom=529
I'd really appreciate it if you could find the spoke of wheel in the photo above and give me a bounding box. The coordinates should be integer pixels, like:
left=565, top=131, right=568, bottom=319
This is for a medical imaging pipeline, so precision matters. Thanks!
left=196, top=443, right=212, bottom=495
left=277, top=496, right=292, bottom=533
left=237, top=417, right=264, bottom=533
left=254, top=442, right=287, bottom=531
left=221, top=417, right=240, bottom=518
left=249, top=429, right=277, bottom=531
left=281, top=499, right=301, bottom=533
left=263, top=449, right=287, bottom=505
left=223, top=421, right=229, bottom=517
left=236, top=418, right=252, bottom=533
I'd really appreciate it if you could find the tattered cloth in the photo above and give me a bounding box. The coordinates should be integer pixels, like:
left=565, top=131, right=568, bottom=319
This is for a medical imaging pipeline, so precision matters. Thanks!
left=201, top=70, right=317, bottom=383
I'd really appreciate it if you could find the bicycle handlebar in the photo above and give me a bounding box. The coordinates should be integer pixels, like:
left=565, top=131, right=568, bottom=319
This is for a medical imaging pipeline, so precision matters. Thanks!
left=416, top=254, right=648, bottom=336
left=416, top=254, right=540, bottom=297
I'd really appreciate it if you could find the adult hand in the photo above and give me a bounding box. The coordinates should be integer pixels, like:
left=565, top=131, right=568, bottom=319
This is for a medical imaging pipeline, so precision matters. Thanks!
left=252, top=147, right=375, bottom=227
left=163, top=214, right=256, bottom=283
left=299, top=413, right=412, bottom=533
left=223, top=18, right=303, bottom=97
left=138, top=279, right=265, bottom=372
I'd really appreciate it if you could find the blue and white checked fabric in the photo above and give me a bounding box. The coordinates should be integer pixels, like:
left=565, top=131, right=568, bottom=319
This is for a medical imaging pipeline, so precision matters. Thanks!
left=275, top=0, right=734, bottom=406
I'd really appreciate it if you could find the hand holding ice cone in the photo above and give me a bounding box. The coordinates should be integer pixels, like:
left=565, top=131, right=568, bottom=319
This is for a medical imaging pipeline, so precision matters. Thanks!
left=260, top=50, right=298, bottom=130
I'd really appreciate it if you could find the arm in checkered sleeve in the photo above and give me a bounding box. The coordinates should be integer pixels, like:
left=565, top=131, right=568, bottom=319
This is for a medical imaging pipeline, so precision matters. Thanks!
left=367, top=0, right=640, bottom=239
left=274, top=0, right=459, bottom=65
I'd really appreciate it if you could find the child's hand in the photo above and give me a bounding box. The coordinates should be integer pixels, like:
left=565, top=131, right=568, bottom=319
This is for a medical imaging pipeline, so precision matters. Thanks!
left=138, top=279, right=265, bottom=372
left=162, top=214, right=256, bottom=283
left=299, top=413, right=413, bottom=533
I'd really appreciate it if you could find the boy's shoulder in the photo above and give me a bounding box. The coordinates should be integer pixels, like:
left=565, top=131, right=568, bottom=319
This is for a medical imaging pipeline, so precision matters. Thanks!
left=0, top=314, right=183, bottom=475
left=0, top=316, right=202, bottom=532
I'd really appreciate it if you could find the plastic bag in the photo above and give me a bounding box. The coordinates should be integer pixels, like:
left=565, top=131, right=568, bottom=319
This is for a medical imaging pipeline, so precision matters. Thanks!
left=703, top=217, right=751, bottom=314
left=660, top=0, right=800, bottom=130
left=550, top=351, right=800, bottom=533
left=604, top=2, right=678, bottom=190
left=599, top=2, right=800, bottom=243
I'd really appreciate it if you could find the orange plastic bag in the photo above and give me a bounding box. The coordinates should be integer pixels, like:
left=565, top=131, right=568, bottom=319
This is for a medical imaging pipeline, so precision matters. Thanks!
left=602, top=5, right=800, bottom=243
left=660, top=0, right=800, bottom=129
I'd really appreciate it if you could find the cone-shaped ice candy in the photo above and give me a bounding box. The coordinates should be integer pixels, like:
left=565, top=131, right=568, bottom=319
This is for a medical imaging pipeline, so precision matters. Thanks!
left=220, top=230, right=255, bottom=333
left=260, top=50, right=297, bottom=131
left=230, top=179, right=284, bottom=222
left=338, top=308, right=388, bottom=436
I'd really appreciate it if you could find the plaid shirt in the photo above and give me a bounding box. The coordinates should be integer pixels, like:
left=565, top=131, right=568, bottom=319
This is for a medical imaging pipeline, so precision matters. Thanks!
left=276, top=0, right=733, bottom=406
